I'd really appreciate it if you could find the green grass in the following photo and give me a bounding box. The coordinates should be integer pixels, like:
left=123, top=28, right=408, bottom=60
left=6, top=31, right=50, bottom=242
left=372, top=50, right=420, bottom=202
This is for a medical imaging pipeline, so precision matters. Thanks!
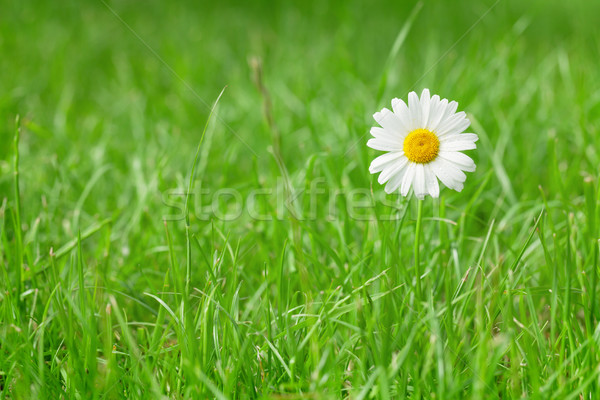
left=2, top=0, right=600, bottom=398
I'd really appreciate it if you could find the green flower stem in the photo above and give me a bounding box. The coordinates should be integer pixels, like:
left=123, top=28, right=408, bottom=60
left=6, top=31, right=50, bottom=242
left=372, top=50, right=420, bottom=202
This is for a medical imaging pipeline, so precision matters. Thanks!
left=414, top=199, right=424, bottom=306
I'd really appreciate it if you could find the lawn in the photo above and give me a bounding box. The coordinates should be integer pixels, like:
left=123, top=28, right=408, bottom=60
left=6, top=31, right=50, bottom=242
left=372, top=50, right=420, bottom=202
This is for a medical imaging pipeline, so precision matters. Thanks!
left=2, top=0, right=600, bottom=398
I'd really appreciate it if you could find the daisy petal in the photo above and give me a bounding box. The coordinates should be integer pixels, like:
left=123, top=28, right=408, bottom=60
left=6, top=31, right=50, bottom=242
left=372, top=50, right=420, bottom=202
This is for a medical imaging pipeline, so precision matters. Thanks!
left=384, top=162, right=410, bottom=193
left=430, top=158, right=466, bottom=192
left=385, top=174, right=403, bottom=194
left=443, top=133, right=478, bottom=143
left=369, top=152, right=405, bottom=173
left=424, top=164, right=440, bottom=198
left=373, top=108, right=408, bottom=136
left=440, top=140, right=477, bottom=152
left=439, top=151, right=476, bottom=172
left=445, top=100, right=458, bottom=117
left=420, top=89, right=431, bottom=128
left=378, top=157, right=408, bottom=184
left=436, top=100, right=459, bottom=131
left=425, top=95, right=441, bottom=131
left=391, top=98, right=411, bottom=133
left=428, top=98, right=448, bottom=131
left=437, top=112, right=470, bottom=137
left=401, top=163, right=416, bottom=197
left=367, top=138, right=403, bottom=152
left=408, top=91, right=421, bottom=131
left=370, top=126, right=398, bottom=141
left=413, top=164, right=427, bottom=200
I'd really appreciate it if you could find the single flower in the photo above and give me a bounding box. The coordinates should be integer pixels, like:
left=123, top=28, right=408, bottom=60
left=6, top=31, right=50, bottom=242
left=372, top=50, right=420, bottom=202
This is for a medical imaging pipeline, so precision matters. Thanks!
left=368, top=89, right=478, bottom=200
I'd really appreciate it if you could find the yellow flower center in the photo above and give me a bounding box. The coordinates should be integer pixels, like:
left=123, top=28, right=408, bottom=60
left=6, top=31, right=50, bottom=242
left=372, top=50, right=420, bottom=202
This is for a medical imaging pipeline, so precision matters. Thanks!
left=403, top=129, right=440, bottom=164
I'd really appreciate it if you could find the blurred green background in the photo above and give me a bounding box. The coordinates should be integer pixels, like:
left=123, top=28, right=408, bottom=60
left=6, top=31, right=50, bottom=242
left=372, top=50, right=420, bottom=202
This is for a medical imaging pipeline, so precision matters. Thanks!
left=1, top=0, right=599, bottom=245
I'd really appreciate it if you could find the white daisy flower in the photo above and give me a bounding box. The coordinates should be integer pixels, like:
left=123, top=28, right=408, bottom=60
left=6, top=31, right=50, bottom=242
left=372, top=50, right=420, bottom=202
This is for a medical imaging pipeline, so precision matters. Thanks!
left=367, top=89, right=478, bottom=200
